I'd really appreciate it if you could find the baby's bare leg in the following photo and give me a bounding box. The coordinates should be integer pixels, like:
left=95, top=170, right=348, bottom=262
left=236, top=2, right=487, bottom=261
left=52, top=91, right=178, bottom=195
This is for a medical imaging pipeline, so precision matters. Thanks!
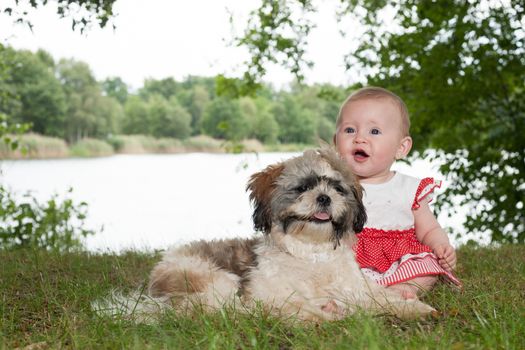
left=387, top=276, right=438, bottom=299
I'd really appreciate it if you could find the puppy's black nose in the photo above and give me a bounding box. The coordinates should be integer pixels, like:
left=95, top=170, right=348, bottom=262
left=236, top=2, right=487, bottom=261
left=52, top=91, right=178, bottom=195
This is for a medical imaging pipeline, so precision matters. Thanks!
left=317, top=194, right=331, bottom=206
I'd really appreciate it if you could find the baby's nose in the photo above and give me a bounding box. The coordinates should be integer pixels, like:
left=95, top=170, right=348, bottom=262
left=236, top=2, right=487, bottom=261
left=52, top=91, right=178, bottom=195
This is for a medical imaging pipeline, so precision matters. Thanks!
left=353, top=133, right=367, bottom=143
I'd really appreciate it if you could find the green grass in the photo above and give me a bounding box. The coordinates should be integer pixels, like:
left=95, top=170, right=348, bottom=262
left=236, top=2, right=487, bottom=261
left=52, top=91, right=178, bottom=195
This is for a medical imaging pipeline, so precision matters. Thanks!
left=1, top=245, right=523, bottom=349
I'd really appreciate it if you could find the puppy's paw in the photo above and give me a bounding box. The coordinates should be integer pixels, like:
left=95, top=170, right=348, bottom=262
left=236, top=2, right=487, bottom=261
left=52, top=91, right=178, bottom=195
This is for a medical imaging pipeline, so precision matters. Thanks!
left=321, top=299, right=339, bottom=313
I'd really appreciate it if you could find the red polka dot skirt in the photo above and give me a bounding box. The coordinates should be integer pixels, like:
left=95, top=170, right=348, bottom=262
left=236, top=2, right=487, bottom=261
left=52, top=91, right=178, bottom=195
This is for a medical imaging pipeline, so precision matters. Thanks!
left=354, top=228, right=461, bottom=287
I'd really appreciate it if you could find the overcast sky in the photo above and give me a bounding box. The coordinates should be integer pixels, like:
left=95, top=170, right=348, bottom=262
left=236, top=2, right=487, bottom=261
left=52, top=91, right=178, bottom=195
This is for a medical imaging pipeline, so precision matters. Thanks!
left=1, top=0, right=362, bottom=90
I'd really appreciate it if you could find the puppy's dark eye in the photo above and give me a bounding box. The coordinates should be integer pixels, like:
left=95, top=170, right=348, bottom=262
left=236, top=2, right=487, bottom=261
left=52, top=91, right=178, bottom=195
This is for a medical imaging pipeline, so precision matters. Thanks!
left=335, top=185, right=347, bottom=195
left=295, top=184, right=309, bottom=193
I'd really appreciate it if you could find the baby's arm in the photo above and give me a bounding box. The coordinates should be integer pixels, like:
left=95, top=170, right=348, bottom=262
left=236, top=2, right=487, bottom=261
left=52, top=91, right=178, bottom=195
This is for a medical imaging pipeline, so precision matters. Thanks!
left=413, top=200, right=457, bottom=271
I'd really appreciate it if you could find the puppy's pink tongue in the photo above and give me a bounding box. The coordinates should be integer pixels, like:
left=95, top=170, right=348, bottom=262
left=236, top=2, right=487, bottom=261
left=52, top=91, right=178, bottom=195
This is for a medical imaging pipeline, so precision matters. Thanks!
left=314, top=212, right=330, bottom=221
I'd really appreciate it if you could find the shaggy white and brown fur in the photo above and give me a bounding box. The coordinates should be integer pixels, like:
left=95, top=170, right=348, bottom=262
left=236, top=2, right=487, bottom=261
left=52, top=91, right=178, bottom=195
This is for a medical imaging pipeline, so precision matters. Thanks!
left=142, top=148, right=435, bottom=321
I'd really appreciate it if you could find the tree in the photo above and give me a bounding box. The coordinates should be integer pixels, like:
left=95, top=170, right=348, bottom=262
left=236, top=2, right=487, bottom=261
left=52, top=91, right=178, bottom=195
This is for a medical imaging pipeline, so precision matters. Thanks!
left=0, top=0, right=112, bottom=252
left=93, top=95, right=124, bottom=136
left=2, top=48, right=67, bottom=138
left=237, top=0, right=525, bottom=243
left=201, top=97, right=248, bottom=141
left=0, top=0, right=117, bottom=33
left=234, top=0, right=315, bottom=87
left=166, top=97, right=192, bottom=139
left=140, top=78, right=180, bottom=100
left=180, top=75, right=216, bottom=99
left=0, top=0, right=118, bottom=143
left=0, top=47, right=29, bottom=148
left=57, top=58, right=117, bottom=142
left=251, top=97, right=279, bottom=144
left=291, top=84, right=347, bottom=143
left=122, top=95, right=149, bottom=135
left=185, top=85, right=210, bottom=134
left=101, top=77, right=129, bottom=104
left=147, top=95, right=192, bottom=139
left=273, top=93, right=316, bottom=144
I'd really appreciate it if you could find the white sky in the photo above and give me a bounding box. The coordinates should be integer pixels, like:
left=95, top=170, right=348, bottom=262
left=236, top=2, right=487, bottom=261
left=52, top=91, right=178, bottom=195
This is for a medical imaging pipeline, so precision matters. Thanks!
left=0, top=0, right=363, bottom=90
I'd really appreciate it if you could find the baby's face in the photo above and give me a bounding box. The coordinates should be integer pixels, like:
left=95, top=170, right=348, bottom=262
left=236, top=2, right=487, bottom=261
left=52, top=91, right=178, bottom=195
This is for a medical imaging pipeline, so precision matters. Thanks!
left=334, top=97, right=410, bottom=184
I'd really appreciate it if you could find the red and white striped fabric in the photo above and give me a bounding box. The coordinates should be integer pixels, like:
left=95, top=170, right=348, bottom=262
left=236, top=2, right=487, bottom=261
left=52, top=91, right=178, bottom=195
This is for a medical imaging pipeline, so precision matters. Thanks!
left=361, top=252, right=462, bottom=286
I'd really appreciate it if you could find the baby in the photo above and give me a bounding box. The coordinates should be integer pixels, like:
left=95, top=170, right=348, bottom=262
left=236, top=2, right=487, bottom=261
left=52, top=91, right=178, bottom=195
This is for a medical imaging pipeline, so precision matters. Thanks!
left=333, top=86, right=461, bottom=299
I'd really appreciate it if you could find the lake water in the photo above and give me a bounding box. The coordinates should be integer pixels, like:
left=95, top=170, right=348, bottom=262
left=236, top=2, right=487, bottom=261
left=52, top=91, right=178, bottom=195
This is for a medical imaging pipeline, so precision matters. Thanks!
left=0, top=152, right=472, bottom=252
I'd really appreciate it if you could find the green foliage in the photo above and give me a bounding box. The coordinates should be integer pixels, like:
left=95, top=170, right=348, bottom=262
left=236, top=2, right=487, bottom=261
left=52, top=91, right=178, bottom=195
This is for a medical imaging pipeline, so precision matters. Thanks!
left=238, top=0, right=525, bottom=243
left=101, top=77, right=129, bottom=104
left=147, top=95, right=192, bottom=139
left=58, top=58, right=118, bottom=142
left=2, top=43, right=350, bottom=149
left=140, top=77, right=180, bottom=100
left=121, top=94, right=192, bottom=139
left=0, top=187, right=96, bottom=251
left=201, top=97, right=248, bottom=141
left=122, top=95, right=150, bottom=135
left=345, top=0, right=525, bottom=243
left=0, top=115, right=30, bottom=154
left=0, top=45, right=31, bottom=150
left=215, top=74, right=262, bottom=99
left=0, top=0, right=106, bottom=254
left=2, top=47, right=67, bottom=138
left=181, top=85, right=210, bottom=134
left=0, top=0, right=117, bottom=33
left=69, top=138, right=113, bottom=157
left=248, top=98, right=279, bottom=144
left=234, top=0, right=315, bottom=89
left=273, top=94, right=317, bottom=144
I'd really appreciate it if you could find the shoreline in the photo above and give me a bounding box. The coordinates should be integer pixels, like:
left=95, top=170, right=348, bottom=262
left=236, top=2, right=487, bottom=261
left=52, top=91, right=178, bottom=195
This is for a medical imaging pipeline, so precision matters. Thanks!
left=0, top=133, right=312, bottom=160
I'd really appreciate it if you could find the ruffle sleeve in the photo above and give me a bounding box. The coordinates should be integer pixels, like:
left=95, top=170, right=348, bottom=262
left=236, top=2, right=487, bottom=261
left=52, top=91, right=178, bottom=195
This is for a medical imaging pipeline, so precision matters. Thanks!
left=411, top=177, right=442, bottom=210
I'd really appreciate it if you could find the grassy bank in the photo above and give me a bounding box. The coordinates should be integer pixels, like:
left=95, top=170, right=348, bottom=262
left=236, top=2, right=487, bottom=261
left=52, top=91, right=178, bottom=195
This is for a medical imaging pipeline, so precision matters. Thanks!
left=1, top=244, right=523, bottom=349
left=0, top=133, right=69, bottom=159
left=0, top=133, right=308, bottom=159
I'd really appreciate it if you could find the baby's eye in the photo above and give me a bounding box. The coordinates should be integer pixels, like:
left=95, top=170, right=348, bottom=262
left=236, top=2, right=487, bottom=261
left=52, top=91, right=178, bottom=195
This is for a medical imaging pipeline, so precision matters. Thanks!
left=370, top=128, right=381, bottom=135
left=344, top=127, right=355, bottom=134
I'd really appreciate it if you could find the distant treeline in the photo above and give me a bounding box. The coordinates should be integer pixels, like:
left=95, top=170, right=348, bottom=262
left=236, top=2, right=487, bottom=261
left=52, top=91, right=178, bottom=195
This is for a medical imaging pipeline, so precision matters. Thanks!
left=1, top=46, right=351, bottom=146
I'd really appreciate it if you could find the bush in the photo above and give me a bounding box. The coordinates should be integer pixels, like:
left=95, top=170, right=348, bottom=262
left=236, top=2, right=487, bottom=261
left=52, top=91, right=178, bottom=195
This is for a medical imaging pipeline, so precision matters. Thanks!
left=155, top=137, right=185, bottom=153
left=182, top=135, right=223, bottom=152
left=0, top=186, right=96, bottom=251
left=69, top=138, right=114, bottom=157
left=106, top=134, right=151, bottom=153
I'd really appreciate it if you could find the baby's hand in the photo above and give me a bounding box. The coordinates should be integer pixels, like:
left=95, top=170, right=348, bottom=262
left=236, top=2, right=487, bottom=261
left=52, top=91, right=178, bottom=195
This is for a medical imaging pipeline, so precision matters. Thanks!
left=433, top=244, right=457, bottom=272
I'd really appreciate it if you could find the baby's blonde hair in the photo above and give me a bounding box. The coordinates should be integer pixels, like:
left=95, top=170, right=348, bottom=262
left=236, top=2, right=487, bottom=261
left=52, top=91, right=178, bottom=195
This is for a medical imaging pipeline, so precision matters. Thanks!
left=336, top=86, right=410, bottom=137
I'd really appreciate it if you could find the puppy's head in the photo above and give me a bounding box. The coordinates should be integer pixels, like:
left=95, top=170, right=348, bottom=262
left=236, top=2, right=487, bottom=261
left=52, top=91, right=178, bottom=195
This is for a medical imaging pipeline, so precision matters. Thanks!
left=247, top=147, right=366, bottom=246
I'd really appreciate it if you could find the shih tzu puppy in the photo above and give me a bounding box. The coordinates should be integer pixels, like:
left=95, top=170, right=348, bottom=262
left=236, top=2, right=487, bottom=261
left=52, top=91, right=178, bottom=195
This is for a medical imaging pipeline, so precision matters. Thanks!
left=145, top=147, right=435, bottom=321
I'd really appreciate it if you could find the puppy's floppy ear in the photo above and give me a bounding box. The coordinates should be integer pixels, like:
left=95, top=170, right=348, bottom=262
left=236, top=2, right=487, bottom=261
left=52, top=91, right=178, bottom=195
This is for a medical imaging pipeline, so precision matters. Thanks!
left=246, top=163, right=284, bottom=234
left=352, top=185, right=367, bottom=233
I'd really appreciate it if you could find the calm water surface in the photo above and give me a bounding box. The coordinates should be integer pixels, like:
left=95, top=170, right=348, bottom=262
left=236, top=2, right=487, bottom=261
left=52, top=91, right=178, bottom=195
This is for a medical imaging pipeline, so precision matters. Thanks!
left=1, top=152, right=470, bottom=252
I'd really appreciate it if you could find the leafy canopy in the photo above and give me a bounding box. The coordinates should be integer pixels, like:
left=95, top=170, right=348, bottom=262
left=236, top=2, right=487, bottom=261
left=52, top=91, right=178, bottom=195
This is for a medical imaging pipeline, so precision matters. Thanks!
left=0, top=0, right=114, bottom=251
left=1, top=0, right=117, bottom=32
left=236, top=0, right=525, bottom=243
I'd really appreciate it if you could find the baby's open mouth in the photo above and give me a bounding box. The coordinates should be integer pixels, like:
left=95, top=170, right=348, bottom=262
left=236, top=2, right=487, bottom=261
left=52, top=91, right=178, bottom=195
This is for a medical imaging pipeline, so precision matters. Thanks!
left=353, top=149, right=369, bottom=160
